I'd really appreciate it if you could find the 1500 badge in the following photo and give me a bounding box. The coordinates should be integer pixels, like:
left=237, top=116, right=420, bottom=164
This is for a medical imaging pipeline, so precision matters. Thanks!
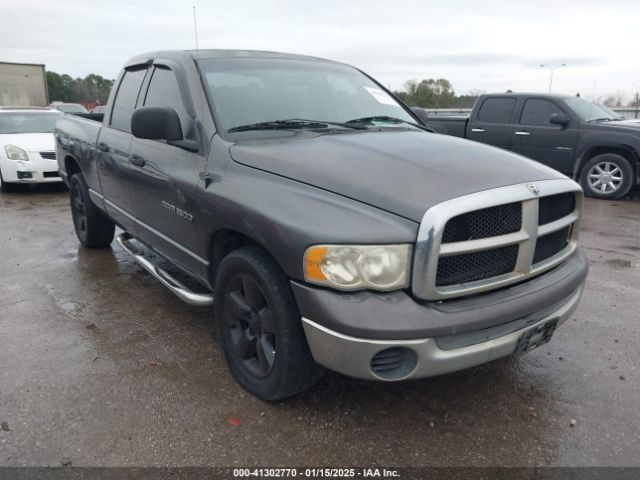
left=161, top=201, right=194, bottom=221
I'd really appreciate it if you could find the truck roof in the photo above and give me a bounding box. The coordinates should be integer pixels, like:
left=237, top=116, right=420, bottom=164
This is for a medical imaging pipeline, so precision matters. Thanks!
left=481, top=92, right=574, bottom=100
left=124, top=49, right=340, bottom=69
left=187, top=49, right=334, bottom=62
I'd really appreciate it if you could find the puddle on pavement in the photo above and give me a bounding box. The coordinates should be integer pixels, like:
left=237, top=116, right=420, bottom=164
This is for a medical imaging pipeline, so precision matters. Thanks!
left=605, top=259, right=635, bottom=269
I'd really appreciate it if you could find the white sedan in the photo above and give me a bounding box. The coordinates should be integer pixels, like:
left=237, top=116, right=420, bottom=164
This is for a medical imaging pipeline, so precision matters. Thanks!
left=0, top=107, right=64, bottom=192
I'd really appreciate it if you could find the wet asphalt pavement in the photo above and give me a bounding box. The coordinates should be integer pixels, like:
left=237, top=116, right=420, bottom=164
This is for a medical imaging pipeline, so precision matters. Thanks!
left=0, top=184, right=639, bottom=467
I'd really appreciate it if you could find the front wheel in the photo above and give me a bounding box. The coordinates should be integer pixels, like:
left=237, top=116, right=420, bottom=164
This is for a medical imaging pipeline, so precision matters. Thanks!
left=0, top=170, right=19, bottom=193
left=214, top=247, right=323, bottom=401
left=69, top=174, right=115, bottom=247
left=579, top=153, right=634, bottom=199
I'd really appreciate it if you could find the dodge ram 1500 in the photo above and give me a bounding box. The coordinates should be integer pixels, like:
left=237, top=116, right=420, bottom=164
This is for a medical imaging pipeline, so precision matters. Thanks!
left=56, top=50, right=588, bottom=400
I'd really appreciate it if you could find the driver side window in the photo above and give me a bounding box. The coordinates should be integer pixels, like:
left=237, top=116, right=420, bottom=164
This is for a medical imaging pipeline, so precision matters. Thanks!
left=144, top=67, right=194, bottom=137
left=520, top=99, right=564, bottom=126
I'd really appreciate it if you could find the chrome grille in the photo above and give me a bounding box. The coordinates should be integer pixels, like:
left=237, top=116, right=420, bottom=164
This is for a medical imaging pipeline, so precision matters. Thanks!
left=412, top=179, right=583, bottom=300
left=40, top=151, right=56, bottom=160
left=533, top=226, right=571, bottom=264
left=442, top=202, right=521, bottom=242
left=539, top=192, right=575, bottom=225
left=436, top=245, right=519, bottom=286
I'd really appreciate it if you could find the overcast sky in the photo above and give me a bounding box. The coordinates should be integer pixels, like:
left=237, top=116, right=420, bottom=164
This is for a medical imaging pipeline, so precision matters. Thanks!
left=1, top=0, right=639, bottom=101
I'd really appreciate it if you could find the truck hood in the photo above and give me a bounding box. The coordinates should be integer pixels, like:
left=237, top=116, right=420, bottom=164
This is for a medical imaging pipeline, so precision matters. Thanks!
left=0, top=133, right=55, bottom=153
left=594, top=120, right=640, bottom=132
left=230, top=130, right=565, bottom=222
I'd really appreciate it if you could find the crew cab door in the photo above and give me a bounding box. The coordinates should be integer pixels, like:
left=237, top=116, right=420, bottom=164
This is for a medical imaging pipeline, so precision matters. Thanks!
left=96, top=66, right=149, bottom=232
left=511, top=97, right=578, bottom=174
left=466, top=96, right=517, bottom=150
left=128, top=64, right=207, bottom=275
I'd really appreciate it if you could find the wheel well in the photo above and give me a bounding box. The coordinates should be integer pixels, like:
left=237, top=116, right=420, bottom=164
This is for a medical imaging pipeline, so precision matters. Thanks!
left=65, top=155, right=81, bottom=178
left=208, top=229, right=262, bottom=281
left=577, top=146, right=638, bottom=178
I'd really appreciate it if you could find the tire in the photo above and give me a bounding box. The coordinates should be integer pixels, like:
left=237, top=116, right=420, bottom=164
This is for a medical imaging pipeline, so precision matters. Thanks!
left=0, top=170, right=19, bottom=193
left=69, top=173, right=115, bottom=247
left=214, top=246, right=323, bottom=401
left=579, top=153, right=634, bottom=199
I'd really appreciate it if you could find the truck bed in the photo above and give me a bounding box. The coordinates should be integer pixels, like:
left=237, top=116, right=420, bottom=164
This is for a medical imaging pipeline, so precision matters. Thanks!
left=54, top=113, right=103, bottom=176
left=411, top=107, right=468, bottom=137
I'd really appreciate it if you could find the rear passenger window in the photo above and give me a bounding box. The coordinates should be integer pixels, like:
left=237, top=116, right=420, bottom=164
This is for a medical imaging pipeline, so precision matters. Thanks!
left=520, top=99, right=564, bottom=126
left=144, top=67, right=192, bottom=136
left=110, top=69, right=147, bottom=132
left=477, top=97, right=517, bottom=123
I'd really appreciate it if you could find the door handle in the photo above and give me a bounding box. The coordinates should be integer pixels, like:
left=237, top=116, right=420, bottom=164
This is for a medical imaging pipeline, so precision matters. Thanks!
left=129, top=154, right=146, bottom=167
left=96, top=142, right=109, bottom=152
left=515, top=131, right=531, bottom=136
left=199, top=171, right=212, bottom=188
left=471, top=128, right=485, bottom=133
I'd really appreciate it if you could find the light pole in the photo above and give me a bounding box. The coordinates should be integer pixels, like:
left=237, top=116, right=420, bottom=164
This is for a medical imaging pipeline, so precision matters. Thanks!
left=540, top=63, right=566, bottom=93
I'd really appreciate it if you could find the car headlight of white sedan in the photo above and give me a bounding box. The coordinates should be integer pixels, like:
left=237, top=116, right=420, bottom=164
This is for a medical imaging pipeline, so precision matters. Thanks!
left=4, top=145, right=29, bottom=161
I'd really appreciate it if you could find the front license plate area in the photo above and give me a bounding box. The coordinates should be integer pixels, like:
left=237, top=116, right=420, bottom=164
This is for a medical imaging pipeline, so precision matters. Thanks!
left=515, top=318, right=559, bottom=355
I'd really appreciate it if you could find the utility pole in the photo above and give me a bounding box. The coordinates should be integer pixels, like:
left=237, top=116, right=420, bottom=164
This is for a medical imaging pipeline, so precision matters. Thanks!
left=540, top=63, right=566, bottom=92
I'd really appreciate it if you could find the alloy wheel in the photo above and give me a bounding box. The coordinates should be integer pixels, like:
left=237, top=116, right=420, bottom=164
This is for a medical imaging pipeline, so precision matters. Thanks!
left=223, top=273, right=276, bottom=378
left=588, top=161, right=623, bottom=194
left=71, top=183, right=87, bottom=234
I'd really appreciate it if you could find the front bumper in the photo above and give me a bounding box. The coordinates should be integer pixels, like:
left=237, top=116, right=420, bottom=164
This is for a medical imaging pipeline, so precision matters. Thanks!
left=293, top=248, right=588, bottom=381
left=0, top=152, right=62, bottom=183
left=302, top=286, right=583, bottom=380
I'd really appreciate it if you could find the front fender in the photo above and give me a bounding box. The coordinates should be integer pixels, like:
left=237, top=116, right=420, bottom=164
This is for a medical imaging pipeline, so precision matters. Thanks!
left=573, top=131, right=640, bottom=179
left=198, top=160, right=419, bottom=282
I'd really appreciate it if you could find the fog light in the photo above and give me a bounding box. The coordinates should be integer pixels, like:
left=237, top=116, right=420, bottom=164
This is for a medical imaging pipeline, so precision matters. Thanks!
left=370, top=347, right=417, bottom=380
left=17, top=171, right=33, bottom=179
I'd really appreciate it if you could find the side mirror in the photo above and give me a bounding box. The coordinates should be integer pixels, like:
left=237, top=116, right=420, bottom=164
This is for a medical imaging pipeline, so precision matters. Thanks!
left=131, top=106, right=183, bottom=141
left=549, top=113, right=570, bottom=127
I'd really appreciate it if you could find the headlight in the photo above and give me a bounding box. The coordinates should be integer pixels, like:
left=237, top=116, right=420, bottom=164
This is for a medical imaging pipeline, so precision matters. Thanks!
left=304, top=244, right=412, bottom=291
left=5, top=145, right=29, bottom=161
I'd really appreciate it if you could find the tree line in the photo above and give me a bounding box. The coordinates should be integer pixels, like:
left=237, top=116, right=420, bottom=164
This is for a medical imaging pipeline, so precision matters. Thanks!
left=601, top=91, right=640, bottom=109
left=46, top=71, right=114, bottom=105
left=393, top=79, right=483, bottom=108
left=395, top=79, right=640, bottom=110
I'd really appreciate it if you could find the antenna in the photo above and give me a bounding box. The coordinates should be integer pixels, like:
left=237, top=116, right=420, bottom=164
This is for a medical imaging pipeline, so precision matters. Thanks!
left=192, top=6, right=199, bottom=57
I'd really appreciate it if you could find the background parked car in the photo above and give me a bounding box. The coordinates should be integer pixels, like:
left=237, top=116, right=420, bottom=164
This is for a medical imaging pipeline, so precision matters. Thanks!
left=50, top=102, right=89, bottom=114
left=413, top=93, right=640, bottom=199
left=0, top=106, right=63, bottom=192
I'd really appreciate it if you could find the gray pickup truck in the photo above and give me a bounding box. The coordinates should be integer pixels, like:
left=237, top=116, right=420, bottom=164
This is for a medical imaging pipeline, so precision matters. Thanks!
left=413, top=93, right=640, bottom=200
left=55, top=50, right=588, bottom=400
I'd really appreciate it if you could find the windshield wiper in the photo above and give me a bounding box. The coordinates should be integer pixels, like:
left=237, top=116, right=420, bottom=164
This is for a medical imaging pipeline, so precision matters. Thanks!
left=589, top=117, right=615, bottom=122
left=227, top=119, right=366, bottom=132
left=345, top=115, right=434, bottom=132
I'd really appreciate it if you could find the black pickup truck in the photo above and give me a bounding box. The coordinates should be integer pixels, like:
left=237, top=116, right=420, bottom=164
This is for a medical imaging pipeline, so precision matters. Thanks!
left=413, top=93, right=640, bottom=199
left=55, top=50, right=588, bottom=400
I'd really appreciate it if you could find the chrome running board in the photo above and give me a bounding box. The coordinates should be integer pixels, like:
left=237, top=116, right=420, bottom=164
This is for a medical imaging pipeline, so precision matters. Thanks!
left=116, top=233, right=214, bottom=307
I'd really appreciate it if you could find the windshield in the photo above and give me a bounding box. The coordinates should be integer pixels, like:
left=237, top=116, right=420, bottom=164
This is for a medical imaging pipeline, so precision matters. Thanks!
left=197, top=58, right=415, bottom=134
left=55, top=104, right=88, bottom=113
left=0, top=112, right=62, bottom=134
left=564, top=97, right=620, bottom=122
left=599, top=105, right=623, bottom=120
